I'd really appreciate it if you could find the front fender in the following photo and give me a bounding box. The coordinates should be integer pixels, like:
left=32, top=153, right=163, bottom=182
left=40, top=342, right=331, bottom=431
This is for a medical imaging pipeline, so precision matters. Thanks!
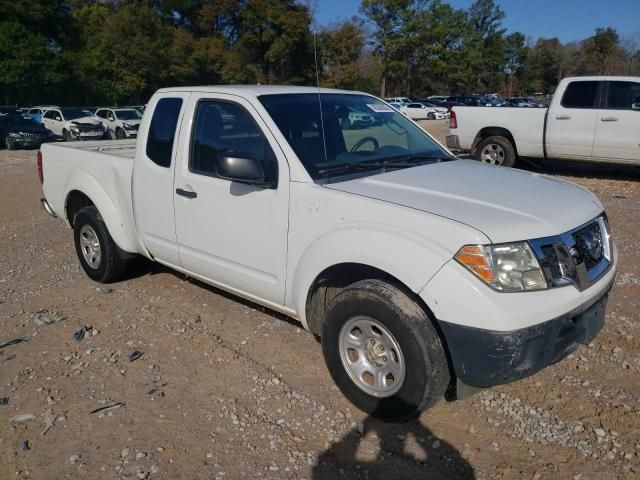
left=288, top=224, right=454, bottom=329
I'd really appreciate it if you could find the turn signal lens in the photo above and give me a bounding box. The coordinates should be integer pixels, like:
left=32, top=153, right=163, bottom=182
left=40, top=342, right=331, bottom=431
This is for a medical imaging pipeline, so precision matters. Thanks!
left=455, top=242, right=547, bottom=292
left=455, top=246, right=495, bottom=282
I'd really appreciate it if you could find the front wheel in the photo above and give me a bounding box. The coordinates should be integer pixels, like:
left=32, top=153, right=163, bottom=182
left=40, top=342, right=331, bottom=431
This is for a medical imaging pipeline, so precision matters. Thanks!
left=5, top=136, right=15, bottom=150
left=73, top=206, right=128, bottom=283
left=475, top=135, right=516, bottom=167
left=115, top=128, right=126, bottom=139
left=427, top=112, right=435, bottom=120
left=63, top=129, right=73, bottom=142
left=321, top=279, right=450, bottom=422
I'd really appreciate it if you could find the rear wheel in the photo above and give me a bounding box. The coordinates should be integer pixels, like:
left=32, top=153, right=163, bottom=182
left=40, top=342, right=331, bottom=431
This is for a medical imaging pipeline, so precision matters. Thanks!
left=475, top=135, right=516, bottom=167
left=321, top=279, right=450, bottom=422
left=73, top=206, right=128, bottom=283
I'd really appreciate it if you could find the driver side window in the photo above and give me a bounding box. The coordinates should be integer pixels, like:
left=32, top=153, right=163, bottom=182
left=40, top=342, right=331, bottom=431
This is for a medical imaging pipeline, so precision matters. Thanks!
left=189, top=100, right=278, bottom=184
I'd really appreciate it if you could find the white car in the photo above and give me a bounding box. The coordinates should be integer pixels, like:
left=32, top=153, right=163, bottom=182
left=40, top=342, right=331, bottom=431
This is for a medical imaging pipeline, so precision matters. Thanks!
left=400, top=102, right=448, bottom=120
left=384, top=97, right=411, bottom=104
left=42, top=107, right=106, bottom=141
left=448, top=76, right=640, bottom=166
left=95, top=108, right=143, bottom=139
left=39, top=85, right=616, bottom=422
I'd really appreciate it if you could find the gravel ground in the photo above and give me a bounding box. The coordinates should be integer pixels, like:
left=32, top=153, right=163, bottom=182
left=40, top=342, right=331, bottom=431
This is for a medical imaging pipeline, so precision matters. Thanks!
left=1, top=130, right=639, bottom=479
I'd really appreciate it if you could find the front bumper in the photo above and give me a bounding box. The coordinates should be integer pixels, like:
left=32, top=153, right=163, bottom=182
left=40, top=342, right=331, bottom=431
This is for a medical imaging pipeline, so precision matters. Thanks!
left=438, top=281, right=611, bottom=389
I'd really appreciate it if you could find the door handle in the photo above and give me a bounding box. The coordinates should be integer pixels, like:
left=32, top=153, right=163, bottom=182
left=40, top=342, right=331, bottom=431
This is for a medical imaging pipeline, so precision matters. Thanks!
left=555, top=115, right=572, bottom=120
left=600, top=117, right=619, bottom=122
left=175, top=188, right=197, bottom=199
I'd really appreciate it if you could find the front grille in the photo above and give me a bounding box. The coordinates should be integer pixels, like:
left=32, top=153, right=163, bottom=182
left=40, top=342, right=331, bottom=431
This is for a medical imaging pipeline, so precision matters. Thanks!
left=529, top=215, right=612, bottom=291
left=572, top=222, right=604, bottom=270
left=75, top=123, right=102, bottom=132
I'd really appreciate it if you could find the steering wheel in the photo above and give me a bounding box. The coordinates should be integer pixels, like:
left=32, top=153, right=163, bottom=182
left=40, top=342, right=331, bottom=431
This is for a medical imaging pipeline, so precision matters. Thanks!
left=350, top=136, right=380, bottom=153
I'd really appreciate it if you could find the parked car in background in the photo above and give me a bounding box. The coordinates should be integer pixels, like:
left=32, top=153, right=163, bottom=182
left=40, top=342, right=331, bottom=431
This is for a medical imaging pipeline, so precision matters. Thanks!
left=428, top=97, right=466, bottom=111
left=401, top=102, right=448, bottom=120
left=42, top=107, right=106, bottom=141
left=28, top=106, right=59, bottom=124
left=448, top=76, right=640, bottom=167
left=447, top=95, right=491, bottom=107
left=414, top=99, right=450, bottom=118
left=39, top=85, right=617, bottom=422
left=384, top=97, right=412, bottom=104
left=1, top=114, right=53, bottom=150
left=0, top=106, right=23, bottom=116
left=95, top=107, right=143, bottom=139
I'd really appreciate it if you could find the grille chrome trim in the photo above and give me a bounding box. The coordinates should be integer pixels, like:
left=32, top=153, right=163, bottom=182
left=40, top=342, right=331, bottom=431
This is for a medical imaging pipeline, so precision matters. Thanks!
left=528, top=214, right=612, bottom=292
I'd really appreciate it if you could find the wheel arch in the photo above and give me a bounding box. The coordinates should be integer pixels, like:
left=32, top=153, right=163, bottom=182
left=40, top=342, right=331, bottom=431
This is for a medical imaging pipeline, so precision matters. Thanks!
left=63, top=173, right=139, bottom=253
left=472, top=127, right=518, bottom=156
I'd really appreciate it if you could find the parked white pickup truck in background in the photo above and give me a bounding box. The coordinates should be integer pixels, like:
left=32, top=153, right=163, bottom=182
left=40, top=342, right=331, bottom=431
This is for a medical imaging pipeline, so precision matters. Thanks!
left=39, top=86, right=616, bottom=421
left=447, top=76, right=640, bottom=167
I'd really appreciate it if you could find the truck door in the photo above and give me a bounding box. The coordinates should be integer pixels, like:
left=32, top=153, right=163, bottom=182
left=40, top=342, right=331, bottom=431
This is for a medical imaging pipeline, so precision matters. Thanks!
left=132, top=93, right=190, bottom=268
left=592, top=80, right=640, bottom=162
left=172, top=94, right=289, bottom=306
left=546, top=80, right=600, bottom=159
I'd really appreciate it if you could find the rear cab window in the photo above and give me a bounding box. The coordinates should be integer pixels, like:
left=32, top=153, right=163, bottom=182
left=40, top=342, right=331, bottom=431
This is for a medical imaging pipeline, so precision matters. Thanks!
left=146, top=98, right=183, bottom=168
left=561, top=81, right=600, bottom=109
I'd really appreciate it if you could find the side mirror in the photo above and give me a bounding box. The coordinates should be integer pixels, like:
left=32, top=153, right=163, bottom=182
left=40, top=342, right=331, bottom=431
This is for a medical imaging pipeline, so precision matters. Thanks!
left=215, top=154, right=274, bottom=188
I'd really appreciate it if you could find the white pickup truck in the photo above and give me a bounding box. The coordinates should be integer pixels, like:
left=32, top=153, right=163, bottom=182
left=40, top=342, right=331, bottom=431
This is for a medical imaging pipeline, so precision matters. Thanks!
left=447, top=76, right=640, bottom=167
left=39, top=86, right=616, bottom=421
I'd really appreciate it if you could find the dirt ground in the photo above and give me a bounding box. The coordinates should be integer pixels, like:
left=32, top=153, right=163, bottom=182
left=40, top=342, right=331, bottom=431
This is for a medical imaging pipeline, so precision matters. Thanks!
left=1, top=124, right=639, bottom=480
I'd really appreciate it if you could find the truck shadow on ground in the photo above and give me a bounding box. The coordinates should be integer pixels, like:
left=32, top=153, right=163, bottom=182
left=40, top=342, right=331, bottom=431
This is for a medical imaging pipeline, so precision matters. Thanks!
left=312, top=402, right=475, bottom=480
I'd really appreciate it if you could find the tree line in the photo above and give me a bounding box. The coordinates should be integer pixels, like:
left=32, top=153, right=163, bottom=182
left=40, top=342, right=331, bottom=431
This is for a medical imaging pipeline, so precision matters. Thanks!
left=0, top=0, right=638, bottom=106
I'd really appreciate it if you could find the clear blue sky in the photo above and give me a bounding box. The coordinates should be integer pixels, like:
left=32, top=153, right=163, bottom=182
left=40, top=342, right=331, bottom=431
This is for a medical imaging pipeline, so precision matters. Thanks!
left=313, top=0, right=640, bottom=43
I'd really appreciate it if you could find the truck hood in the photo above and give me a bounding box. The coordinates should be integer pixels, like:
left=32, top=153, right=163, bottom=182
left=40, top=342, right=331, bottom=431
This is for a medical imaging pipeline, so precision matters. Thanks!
left=325, top=160, right=603, bottom=243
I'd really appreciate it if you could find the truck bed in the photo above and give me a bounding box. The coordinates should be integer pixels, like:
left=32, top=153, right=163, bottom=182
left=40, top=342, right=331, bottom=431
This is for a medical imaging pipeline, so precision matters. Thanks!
left=452, top=106, right=547, bottom=158
left=46, top=139, right=138, bottom=158
left=40, top=139, right=143, bottom=255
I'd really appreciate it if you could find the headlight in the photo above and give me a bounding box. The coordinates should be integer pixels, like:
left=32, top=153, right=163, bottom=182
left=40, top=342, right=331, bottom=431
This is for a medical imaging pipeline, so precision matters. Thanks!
left=123, top=122, right=132, bottom=129
left=70, top=125, right=79, bottom=132
left=8, top=132, right=22, bottom=138
left=455, top=242, right=547, bottom=292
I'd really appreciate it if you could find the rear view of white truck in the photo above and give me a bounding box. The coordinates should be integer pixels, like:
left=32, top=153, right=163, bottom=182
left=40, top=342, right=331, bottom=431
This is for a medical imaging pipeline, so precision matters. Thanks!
left=39, top=85, right=616, bottom=421
left=447, top=76, right=640, bottom=167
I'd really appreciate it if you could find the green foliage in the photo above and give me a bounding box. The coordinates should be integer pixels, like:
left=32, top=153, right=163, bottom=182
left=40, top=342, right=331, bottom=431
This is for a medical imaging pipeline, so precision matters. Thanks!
left=0, top=0, right=637, bottom=105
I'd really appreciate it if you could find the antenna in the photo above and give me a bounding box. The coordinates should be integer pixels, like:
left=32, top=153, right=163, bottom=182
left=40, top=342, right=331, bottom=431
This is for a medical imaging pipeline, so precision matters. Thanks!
left=313, top=29, right=329, bottom=165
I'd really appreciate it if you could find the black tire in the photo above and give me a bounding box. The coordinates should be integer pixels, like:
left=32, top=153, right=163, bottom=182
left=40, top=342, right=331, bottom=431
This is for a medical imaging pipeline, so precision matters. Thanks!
left=475, top=135, right=516, bottom=167
left=115, top=128, right=126, bottom=139
left=321, top=279, right=450, bottom=422
left=5, top=136, right=15, bottom=150
left=427, top=112, right=435, bottom=120
left=340, top=118, right=351, bottom=130
left=73, top=206, right=128, bottom=283
left=63, top=129, right=72, bottom=142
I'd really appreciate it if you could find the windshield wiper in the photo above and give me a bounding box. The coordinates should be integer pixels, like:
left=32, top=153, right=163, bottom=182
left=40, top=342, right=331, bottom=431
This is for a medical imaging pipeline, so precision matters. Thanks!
left=317, top=153, right=452, bottom=176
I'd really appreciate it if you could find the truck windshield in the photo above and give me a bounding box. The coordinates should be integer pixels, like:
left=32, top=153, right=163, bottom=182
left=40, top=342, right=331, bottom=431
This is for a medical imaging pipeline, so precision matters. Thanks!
left=258, top=93, right=453, bottom=182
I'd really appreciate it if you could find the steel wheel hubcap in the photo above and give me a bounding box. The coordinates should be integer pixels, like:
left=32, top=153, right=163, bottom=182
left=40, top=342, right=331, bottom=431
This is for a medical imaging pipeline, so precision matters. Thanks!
left=481, top=143, right=505, bottom=165
left=338, top=316, right=405, bottom=397
left=79, top=225, right=101, bottom=269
